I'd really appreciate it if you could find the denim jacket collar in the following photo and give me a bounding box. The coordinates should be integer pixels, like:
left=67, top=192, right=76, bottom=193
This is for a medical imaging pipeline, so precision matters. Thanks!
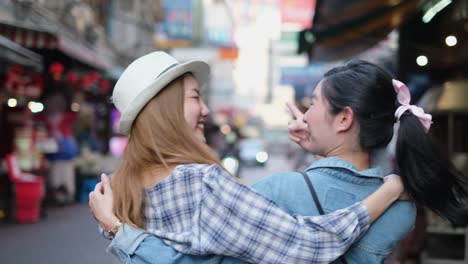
left=305, top=157, right=384, bottom=179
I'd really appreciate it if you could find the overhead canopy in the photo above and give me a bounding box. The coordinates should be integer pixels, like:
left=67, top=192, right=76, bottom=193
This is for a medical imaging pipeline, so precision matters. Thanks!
left=302, top=0, right=420, bottom=61
left=419, top=81, right=468, bottom=113
left=0, top=35, right=42, bottom=67
left=0, top=22, right=112, bottom=70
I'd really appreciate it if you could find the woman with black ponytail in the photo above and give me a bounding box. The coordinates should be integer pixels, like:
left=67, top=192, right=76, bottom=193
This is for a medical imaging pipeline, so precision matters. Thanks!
left=312, top=60, right=468, bottom=226
left=286, top=59, right=468, bottom=262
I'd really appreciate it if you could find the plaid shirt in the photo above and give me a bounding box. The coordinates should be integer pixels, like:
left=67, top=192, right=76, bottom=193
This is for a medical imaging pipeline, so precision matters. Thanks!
left=144, top=163, right=370, bottom=264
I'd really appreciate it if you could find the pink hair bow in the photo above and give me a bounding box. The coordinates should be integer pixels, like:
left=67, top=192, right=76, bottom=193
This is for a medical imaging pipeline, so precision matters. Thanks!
left=392, top=79, right=432, bottom=133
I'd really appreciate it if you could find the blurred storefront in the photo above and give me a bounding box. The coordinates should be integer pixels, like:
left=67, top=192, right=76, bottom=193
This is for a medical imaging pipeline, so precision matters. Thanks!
left=417, top=81, right=468, bottom=263
left=397, top=2, right=468, bottom=262
left=0, top=0, right=163, bottom=222
left=293, top=0, right=468, bottom=263
left=298, top=0, right=420, bottom=62
left=0, top=22, right=112, bottom=70
left=0, top=35, right=42, bottom=68
left=0, top=35, right=44, bottom=223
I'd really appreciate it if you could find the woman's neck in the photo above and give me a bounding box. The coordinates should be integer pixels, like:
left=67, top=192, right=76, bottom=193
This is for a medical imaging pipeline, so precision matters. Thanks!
left=327, top=147, right=370, bottom=171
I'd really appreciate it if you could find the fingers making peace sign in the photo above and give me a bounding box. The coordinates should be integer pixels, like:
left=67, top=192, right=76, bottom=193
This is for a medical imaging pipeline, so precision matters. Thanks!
left=286, top=102, right=310, bottom=148
left=286, top=102, right=304, bottom=121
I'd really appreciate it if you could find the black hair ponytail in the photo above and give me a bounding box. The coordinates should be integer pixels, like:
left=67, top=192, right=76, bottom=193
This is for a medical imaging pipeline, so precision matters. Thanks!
left=396, top=113, right=468, bottom=226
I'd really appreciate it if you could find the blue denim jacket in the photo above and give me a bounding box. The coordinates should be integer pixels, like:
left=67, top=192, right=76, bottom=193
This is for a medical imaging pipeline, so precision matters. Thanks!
left=108, top=157, right=416, bottom=263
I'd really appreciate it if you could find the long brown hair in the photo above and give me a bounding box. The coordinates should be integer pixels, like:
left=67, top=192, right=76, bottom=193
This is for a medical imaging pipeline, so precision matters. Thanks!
left=112, top=74, right=221, bottom=227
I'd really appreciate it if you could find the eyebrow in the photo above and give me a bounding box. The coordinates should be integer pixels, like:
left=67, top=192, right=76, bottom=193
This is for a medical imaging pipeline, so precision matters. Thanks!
left=190, top=88, right=200, bottom=95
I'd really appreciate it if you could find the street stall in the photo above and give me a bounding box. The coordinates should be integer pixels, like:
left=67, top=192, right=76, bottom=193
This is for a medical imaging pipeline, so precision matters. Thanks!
left=36, top=63, right=116, bottom=204
left=0, top=35, right=46, bottom=223
left=0, top=12, right=120, bottom=204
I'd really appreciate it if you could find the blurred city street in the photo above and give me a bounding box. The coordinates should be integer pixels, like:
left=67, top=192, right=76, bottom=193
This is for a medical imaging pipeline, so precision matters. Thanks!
left=0, top=153, right=293, bottom=264
left=0, top=203, right=118, bottom=264
left=239, top=152, right=294, bottom=184
left=0, top=0, right=467, bottom=263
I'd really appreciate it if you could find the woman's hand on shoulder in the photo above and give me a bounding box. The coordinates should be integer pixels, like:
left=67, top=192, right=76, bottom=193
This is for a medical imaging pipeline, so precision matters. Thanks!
left=383, top=174, right=409, bottom=201
left=89, top=174, right=120, bottom=232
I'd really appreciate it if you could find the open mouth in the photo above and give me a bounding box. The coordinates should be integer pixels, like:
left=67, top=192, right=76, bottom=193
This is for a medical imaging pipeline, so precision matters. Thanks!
left=197, top=121, right=205, bottom=131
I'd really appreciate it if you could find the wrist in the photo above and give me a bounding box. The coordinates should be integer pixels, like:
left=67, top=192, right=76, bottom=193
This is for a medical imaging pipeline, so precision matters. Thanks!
left=107, top=220, right=122, bottom=238
left=381, top=182, right=402, bottom=202
left=102, top=215, right=121, bottom=235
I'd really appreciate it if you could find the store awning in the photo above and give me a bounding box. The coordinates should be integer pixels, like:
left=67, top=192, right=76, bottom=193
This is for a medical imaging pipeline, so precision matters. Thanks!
left=0, top=35, right=42, bottom=67
left=419, top=81, right=468, bottom=113
left=304, top=0, right=419, bottom=61
left=0, top=22, right=112, bottom=70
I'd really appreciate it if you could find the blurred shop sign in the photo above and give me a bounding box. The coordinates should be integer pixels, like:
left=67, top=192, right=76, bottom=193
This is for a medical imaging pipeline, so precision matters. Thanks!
left=155, top=38, right=192, bottom=49
left=280, top=0, right=316, bottom=28
left=280, top=0, right=316, bottom=47
left=280, top=65, right=325, bottom=87
left=279, top=0, right=316, bottom=45
left=162, top=0, right=193, bottom=40
left=205, top=2, right=234, bottom=47
left=218, top=48, right=238, bottom=60
left=279, top=29, right=298, bottom=44
left=155, top=0, right=194, bottom=48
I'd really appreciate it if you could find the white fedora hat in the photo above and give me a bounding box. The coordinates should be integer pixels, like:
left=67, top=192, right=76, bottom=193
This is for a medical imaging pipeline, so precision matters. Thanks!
left=112, top=51, right=210, bottom=135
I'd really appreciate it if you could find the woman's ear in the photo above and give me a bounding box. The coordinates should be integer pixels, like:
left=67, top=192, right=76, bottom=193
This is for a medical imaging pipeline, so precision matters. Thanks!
left=336, top=106, right=355, bottom=132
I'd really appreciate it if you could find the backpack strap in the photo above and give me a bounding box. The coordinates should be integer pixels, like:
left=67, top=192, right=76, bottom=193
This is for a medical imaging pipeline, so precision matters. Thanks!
left=300, top=172, right=348, bottom=264
left=300, top=171, right=324, bottom=214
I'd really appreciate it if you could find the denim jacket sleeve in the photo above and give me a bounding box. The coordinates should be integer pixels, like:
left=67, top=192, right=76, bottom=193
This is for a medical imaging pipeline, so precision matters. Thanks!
left=108, top=224, right=224, bottom=264
left=107, top=224, right=152, bottom=264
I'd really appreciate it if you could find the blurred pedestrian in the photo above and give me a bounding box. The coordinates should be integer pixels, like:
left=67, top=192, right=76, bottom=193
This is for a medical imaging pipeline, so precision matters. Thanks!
left=39, top=90, right=78, bottom=204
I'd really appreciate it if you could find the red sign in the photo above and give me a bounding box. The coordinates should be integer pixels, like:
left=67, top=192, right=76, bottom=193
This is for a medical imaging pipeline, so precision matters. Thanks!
left=280, top=0, right=316, bottom=28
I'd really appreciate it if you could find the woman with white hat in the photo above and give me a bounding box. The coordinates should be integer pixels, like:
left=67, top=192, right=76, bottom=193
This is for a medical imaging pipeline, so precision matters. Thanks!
left=89, top=52, right=407, bottom=263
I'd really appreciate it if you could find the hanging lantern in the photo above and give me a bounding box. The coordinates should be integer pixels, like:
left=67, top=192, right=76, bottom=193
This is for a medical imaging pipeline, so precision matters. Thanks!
left=80, top=75, right=93, bottom=90
left=99, top=79, right=111, bottom=94
left=89, top=71, right=101, bottom=82
left=66, top=72, right=79, bottom=84
left=49, top=62, right=64, bottom=80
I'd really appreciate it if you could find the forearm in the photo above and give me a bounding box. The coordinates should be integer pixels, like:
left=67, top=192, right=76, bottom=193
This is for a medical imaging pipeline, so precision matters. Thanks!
left=362, top=182, right=401, bottom=223
left=289, top=202, right=370, bottom=263
left=194, top=171, right=372, bottom=263
left=109, top=224, right=224, bottom=264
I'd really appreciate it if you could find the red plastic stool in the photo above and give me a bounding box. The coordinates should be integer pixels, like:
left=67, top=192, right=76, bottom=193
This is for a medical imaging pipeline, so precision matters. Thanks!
left=5, top=154, right=45, bottom=223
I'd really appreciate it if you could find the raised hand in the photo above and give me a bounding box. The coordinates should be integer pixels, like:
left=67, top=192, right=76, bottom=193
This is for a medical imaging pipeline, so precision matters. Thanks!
left=286, top=102, right=312, bottom=150
left=89, top=174, right=120, bottom=232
